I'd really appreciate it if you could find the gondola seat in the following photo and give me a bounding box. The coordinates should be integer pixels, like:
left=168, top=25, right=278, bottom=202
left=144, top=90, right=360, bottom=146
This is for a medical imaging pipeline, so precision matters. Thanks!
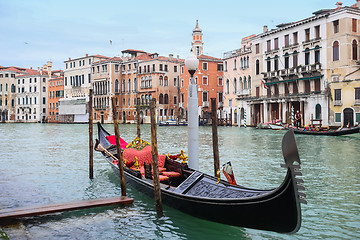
left=162, top=171, right=181, bottom=178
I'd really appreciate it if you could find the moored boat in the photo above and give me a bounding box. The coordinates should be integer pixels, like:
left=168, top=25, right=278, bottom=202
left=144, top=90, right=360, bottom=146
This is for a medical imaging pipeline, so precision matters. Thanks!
left=159, top=119, right=188, bottom=126
left=95, top=122, right=306, bottom=233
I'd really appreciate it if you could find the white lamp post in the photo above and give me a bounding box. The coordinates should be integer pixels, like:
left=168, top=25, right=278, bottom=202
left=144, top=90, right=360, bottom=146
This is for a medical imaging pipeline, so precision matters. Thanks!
left=185, top=51, right=199, bottom=170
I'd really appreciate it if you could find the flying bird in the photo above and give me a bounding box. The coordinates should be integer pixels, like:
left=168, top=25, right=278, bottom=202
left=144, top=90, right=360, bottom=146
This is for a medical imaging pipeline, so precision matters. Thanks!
left=110, top=40, right=112, bottom=45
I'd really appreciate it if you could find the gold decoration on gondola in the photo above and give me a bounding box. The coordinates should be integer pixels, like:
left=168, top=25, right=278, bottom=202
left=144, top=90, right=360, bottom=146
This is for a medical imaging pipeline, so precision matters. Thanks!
left=216, top=169, right=221, bottom=184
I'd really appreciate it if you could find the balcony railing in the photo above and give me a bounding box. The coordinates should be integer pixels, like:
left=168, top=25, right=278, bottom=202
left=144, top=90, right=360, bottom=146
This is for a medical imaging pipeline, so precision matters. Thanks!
left=237, top=88, right=250, bottom=96
left=202, top=101, right=209, bottom=108
left=333, top=100, right=342, bottom=106
left=218, top=102, right=224, bottom=108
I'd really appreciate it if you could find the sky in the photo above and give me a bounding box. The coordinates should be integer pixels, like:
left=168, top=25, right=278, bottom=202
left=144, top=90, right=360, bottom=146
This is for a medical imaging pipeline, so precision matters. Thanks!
left=0, top=0, right=357, bottom=70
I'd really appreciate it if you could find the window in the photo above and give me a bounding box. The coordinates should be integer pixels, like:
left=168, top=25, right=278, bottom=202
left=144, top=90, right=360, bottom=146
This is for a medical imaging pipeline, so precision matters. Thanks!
left=202, top=91, right=208, bottom=103
left=255, top=43, right=260, bottom=54
left=335, top=113, right=341, bottom=122
left=43, top=97, right=46, bottom=104
left=334, top=89, right=341, bottom=101
left=181, top=66, right=184, bottom=74
left=115, top=79, right=119, bottom=93
left=173, top=96, right=177, bottom=105
left=233, top=78, right=237, bottom=93
left=315, top=46, right=320, bottom=63
left=352, top=40, right=358, bottom=60
left=305, top=28, right=310, bottom=42
left=174, top=66, right=177, bottom=72
left=164, top=76, right=168, bottom=86
left=266, top=57, right=271, bottom=72
left=267, top=40, right=271, bottom=51
left=293, top=32, right=298, bottom=44
left=284, top=53, right=289, bottom=69
left=274, top=56, right=279, bottom=71
left=293, top=51, right=298, bottom=67
left=355, top=88, right=360, bottom=100
left=164, top=94, right=169, bottom=104
left=234, top=59, right=237, bottom=70
left=256, top=59, right=260, bottom=75
left=224, top=61, right=227, bottom=72
left=203, top=62, right=208, bottom=70
left=305, top=48, right=310, bottom=65
left=164, top=65, right=168, bottom=72
left=333, top=41, right=339, bottom=61
left=315, top=25, right=320, bottom=39
left=352, top=18, right=357, bottom=32
left=218, top=77, right=223, bottom=86
left=333, top=20, right=339, bottom=33
left=159, top=64, right=163, bottom=71
left=226, top=79, right=230, bottom=94
left=274, top=38, right=278, bottom=49
left=284, top=35, right=289, bottom=47
left=248, top=76, right=251, bottom=89
left=356, top=113, right=360, bottom=122
left=202, top=76, right=208, bottom=85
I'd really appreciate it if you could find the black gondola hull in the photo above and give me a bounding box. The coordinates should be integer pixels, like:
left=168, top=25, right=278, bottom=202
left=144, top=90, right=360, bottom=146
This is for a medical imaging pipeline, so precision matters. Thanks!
left=98, top=123, right=305, bottom=233
left=292, top=126, right=360, bottom=136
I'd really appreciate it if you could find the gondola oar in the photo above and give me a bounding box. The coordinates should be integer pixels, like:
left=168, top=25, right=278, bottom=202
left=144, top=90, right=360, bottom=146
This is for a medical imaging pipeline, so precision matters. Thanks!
left=95, top=139, right=118, bottom=161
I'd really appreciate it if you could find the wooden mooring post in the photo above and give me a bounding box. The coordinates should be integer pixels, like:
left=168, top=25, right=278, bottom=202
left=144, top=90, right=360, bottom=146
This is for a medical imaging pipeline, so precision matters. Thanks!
left=150, top=99, right=163, bottom=217
left=111, top=97, right=127, bottom=196
left=136, top=98, right=141, bottom=139
left=89, top=88, right=94, bottom=179
left=211, top=98, right=220, bottom=177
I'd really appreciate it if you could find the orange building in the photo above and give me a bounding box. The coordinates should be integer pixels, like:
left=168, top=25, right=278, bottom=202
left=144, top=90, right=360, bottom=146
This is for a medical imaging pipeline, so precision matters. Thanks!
left=48, top=75, right=64, bottom=122
left=179, top=20, right=224, bottom=122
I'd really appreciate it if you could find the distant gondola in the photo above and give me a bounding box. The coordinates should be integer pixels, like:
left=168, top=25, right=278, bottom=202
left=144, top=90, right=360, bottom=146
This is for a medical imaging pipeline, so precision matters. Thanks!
left=95, top=122, right=306, bottom=233
left=291, top=125, right=360, bottom=136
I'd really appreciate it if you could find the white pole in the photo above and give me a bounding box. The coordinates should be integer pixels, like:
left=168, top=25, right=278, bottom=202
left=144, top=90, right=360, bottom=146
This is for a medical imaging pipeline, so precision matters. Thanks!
left=188, top=77, right=199, bottom=170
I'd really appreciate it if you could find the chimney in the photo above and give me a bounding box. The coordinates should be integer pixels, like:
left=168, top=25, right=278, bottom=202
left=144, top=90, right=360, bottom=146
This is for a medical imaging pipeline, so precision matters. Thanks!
left=263, top=25, right=268, bottom=33
left=86, top=54, right=88, bottom=57
left=169, top=54, right=173, bottom=61
left=336, top=2, right=342, bottom=8
left=177, top=55, right=180, bottom=60
left=47, top=61, right=52, bottom=77
left=68, top=57, right=71, bottom=60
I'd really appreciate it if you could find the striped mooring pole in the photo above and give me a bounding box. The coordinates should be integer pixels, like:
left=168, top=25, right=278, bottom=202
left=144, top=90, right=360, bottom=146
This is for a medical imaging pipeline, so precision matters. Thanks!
left=244, top=109, right=247, bottom=128
left=291, top=106, right=294, bottom=126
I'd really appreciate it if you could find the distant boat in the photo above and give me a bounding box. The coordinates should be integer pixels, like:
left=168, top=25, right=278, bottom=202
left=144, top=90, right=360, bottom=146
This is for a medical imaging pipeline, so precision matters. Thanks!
left=290, top=125, right=360, bottom=136
left=95, top=122, right=306, bottom=233
left=268, top=123, right=285, bottom=130
left=159, top=119, right=187, bottom=126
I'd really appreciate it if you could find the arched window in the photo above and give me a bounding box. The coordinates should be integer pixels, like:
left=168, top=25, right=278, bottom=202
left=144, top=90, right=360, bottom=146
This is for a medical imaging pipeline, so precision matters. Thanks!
left=164, top=94, right=169, bottom=104
left=122, top=79, right=126, bottom=92
left=134, top=78, right=137, bottom=92
left=315, top=104, right=321, bottom=120
left=239, top=77, right=242, bottom=91
left=256, top=59, right=260, bottom=75
left=248, top=76, right=251, bottom=89
left=246, top=56, right=249, bottom=68
left=284, top=53, right=289, bottom=69
left=293, top=51, right=298, bottom=67
left=115, top=79, right=119, bottom=93
left=352, top=39, right=358, bottom=60
left=233, top=78, right=237, bottom=93
left=128, top=79, right=131, bottom=92
left=240, top=58, right=243, bottom=69
left=244, top=76, right=247, bottom=89
left=164, top=76, right=168, bottom=86
left=333, top=41, right=339, bottom=61
left=159, top=76, right=163, bottom=86
left=226, top=79, right=230, bottom=94
left=11, top=84, right=16, bottom=93
left=159, top=94, right=164, bottom=104
left=274, top=55, right=279, bottom=71
left=305, top=48, right=310, bottom=65
left=314, top=46, right=320, bottom=63
left=234, top=59, right=237, bottom=69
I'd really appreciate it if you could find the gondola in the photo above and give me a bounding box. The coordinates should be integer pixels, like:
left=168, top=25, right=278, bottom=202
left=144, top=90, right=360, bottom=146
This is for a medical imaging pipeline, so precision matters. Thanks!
left=95, top=122, right=306, bottom=234
left=291, top=126, right=360, bottom=136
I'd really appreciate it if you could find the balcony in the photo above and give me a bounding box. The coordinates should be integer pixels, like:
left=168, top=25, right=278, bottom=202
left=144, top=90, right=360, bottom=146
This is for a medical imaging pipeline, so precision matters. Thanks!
left=355, top=99, right=360, bottom=105
left=218, top=102, right=224, bottom=108
left=202, top=101, right=209, bottom=108
left=237, top=88, right=250, bottom=96
left=333, top=100, right=342, bottom=106
left=179, top=102, right=184, bottom=108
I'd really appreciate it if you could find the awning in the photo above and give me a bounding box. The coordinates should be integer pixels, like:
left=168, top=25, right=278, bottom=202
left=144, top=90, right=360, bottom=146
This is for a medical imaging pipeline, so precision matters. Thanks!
left=265, top=75, right=321, bottom=86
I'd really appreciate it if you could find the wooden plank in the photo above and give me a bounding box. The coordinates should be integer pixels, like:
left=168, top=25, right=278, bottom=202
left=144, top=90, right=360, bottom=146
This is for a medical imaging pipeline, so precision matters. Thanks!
left=0, top=196, right=133, bottom=221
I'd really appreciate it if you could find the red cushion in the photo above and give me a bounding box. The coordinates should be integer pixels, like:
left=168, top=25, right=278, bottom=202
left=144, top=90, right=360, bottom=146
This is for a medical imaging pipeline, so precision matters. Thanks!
left=162, top=171, right=181, bottom=178
left=155, top=175, right=169, bottom=182
left=123, top=146, right=165, bottom=168
left=106, top=135, right=128, bottom=149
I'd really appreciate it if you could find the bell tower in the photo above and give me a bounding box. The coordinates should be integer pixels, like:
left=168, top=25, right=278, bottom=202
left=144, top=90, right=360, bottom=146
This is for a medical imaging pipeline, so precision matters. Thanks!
left=192, top=20, right=203, bottom=56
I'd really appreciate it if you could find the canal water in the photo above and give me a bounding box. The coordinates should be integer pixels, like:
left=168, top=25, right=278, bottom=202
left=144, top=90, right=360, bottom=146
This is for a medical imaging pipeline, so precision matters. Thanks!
left=0, top=123, right=359, bottom=239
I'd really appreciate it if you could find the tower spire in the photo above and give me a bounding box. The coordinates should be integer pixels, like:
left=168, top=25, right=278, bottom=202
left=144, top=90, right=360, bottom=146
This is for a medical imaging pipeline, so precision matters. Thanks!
left=191, top=20, right=203, bottom=56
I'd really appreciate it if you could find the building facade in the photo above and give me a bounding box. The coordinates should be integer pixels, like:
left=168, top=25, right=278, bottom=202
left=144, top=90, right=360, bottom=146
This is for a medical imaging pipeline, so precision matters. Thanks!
left=60, top=54, right=109, bottom=123
left=48, top=75, right=64, bottom=123
left=223, top=35, right=255, bottom=126
left=326, top=2, right=360, bottom=127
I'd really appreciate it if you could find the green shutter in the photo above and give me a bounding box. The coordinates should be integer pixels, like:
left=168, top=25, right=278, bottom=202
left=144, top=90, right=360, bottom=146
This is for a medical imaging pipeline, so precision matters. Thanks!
left=335, top=113, right=341, bottom=122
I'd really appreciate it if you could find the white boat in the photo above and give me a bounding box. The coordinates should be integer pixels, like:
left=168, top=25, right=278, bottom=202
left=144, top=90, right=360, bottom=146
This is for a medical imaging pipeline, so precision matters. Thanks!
left=159, top=119, right=187, bottom=126
left=268, top=123, right=285, bottom=130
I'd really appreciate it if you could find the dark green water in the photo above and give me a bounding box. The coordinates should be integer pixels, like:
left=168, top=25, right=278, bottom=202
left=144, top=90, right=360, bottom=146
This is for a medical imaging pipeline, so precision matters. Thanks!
left=0, top=124, right=359, bottom=239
